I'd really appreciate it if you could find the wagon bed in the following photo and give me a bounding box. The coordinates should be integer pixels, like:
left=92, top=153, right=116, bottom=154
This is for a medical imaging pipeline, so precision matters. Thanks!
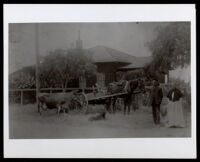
left=86, top=90, right=141, bottom=102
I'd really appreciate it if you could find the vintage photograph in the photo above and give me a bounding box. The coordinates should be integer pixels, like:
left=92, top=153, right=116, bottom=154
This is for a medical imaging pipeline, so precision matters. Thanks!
left=8, top=22, right=191, bottom=139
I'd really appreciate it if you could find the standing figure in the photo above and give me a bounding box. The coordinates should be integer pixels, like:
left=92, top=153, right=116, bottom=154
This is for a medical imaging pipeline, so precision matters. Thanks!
left=105, top=96, right=117, bottom=114
left=150, top=79, right=163, bottom=125
left=166, top=82, right=185, bottom=128
left=92, top=84, right=97, bottom=97
left=123, top=79, right=139, bottom=115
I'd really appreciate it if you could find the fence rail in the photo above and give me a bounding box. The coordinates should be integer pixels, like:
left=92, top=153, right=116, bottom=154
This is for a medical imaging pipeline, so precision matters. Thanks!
left=9, top=87, right=96, bottom=92
left=9, top=87, right=97, bottom=105
left=9, top=84, right=189, bottom=105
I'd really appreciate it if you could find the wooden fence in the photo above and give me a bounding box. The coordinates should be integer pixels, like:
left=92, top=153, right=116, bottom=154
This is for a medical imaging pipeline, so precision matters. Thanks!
left=9, top=83, right=189, bottom=105
left=9, top=87, right=96, bottom=105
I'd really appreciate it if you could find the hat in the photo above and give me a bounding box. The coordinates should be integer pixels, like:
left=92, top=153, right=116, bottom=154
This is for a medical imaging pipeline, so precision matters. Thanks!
left=153, top=79, right=160, bottom=86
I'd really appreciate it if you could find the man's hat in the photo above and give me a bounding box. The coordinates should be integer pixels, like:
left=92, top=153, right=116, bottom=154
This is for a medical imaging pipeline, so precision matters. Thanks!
left=153, top=79, right=160, bottom=86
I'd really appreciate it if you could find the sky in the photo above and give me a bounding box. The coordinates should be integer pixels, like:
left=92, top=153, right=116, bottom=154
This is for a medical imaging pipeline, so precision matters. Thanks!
left=9, top=22, right=169, bottom=74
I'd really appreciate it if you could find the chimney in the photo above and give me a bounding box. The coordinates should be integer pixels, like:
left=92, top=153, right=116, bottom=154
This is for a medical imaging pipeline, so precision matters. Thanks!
left=76, top=30, right=83, bottom=50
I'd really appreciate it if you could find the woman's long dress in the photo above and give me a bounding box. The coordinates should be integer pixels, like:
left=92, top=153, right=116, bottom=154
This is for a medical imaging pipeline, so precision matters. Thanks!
left=166, top=98, right=185, bottom=128
left=160, top=97, right=168, bottom=125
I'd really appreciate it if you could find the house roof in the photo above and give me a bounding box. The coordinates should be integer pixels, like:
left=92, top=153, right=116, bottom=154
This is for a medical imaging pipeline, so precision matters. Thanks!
left=86, top=45, right=137, bottom=63
left=86, top=45, right=153, bottom=69
left=118, top=56, right=153, bottom=70
left=85, top=45, right=153, bottom=69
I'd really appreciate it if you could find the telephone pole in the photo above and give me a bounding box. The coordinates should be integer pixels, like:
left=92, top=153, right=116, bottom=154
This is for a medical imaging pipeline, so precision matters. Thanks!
left=35, top=24, right=40, bottom=113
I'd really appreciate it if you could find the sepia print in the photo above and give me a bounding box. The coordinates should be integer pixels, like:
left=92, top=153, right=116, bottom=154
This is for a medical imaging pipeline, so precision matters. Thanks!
left=9, top=22, right=191, bottom=139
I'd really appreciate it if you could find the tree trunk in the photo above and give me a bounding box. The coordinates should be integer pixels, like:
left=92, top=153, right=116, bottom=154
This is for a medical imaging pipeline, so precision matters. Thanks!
left=62, top=82, right=65, bottom=92
left=64, top=80, right=68, bottom=92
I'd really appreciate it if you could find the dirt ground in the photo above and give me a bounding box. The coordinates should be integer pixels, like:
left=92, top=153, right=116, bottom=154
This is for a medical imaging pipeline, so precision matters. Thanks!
left=8, top=104, right=191, bottom=139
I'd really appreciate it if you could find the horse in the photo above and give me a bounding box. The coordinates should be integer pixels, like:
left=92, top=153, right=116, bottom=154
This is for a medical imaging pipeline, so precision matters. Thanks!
left=106, top=80, right=128, bottom=113
left=105, top=96, right=118, bottom=114
left=123, top=79, right=139, bottom=115
left=106, top=79, right=145, bottom=115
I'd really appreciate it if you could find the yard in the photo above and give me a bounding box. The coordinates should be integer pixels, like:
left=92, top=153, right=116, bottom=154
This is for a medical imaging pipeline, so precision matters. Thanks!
left=9, top=104, right=191, bottom=139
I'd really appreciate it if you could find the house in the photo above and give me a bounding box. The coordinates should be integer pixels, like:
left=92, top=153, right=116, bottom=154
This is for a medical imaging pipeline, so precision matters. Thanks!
left=85, top=46, right=168, bottom=86
left=69, top=31, right=155, bottom=88
left=86, top=45, right=138, bottom=86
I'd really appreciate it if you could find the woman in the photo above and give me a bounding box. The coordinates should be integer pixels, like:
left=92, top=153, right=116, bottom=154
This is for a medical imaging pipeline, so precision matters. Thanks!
left=166, top=82, right=185, bottom=128
left=160, top=84, right=169, bottom=125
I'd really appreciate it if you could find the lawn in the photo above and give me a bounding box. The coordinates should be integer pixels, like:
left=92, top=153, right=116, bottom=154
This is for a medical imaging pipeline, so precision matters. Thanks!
left=8, top=104, right=191, bottom=139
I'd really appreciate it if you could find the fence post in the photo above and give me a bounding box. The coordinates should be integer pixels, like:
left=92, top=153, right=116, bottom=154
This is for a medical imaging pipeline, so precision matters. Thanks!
left=35, top=23, right=40, bottom=113
left=21, top=90, right=23, bottom=105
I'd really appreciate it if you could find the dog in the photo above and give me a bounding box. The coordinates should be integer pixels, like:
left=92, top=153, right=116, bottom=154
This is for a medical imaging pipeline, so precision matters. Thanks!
left=89, top=112, right=106, bottom=121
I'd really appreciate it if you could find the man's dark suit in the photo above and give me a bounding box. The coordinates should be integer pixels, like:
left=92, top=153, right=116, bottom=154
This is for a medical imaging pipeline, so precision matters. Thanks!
left=150, top=85, right=163, bottom=124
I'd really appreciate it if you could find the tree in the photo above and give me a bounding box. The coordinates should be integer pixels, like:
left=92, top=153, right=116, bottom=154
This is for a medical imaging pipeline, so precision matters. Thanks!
left=39, top=49, right=67, bottom=88
left=9, top=66, right=35, bottom=89
left=40, top=48, right=97, bottom=89
left=9, top=48, right=97, bottom=89
left=147, top=22, right=190, bottom=77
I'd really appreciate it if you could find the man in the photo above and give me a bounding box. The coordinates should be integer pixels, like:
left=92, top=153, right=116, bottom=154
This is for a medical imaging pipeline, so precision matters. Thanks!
left=150, top=79, right=163, bottom=125
left=123, top=80, right=130, bottom=93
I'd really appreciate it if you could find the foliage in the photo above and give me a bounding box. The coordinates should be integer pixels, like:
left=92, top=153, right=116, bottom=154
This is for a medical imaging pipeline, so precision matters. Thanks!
left=9, top=66, right=35, bottom=89
left=9, top=48, right=97, bottom=89
left=39, top=49, right=97, bottom=88
left=121, top=69, right=145, bottom=81
left=147, top=22, right=191, bottom=77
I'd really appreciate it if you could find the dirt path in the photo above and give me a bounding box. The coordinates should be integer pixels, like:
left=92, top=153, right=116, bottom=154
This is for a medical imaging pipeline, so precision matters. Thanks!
left=9, top=104, right=191, bottom=139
